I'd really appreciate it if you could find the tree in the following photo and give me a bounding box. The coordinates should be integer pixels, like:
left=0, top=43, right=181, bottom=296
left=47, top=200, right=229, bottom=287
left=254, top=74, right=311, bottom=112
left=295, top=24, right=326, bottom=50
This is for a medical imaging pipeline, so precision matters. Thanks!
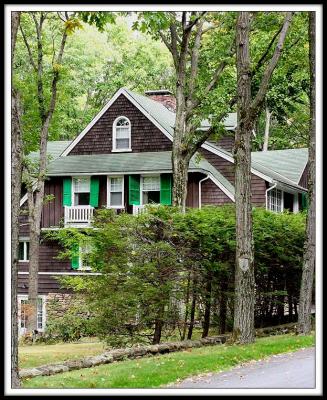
left=133, top=12, right=236, bottom=211
left=11, top=10, right=22, bottom=389
left=297, top=12, right=316, bottom=335
left=233, top=11, right=292, bottom=344
left=18, top=12, right=76, bottom=335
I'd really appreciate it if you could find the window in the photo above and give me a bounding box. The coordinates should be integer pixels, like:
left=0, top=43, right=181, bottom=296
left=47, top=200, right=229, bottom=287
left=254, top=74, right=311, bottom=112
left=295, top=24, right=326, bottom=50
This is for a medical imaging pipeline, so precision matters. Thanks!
left=78, top=244, right=93, bottom=271
left=18, top=296, right=45, bottom=335
left=267, top=188, right=283, bottom=212
left=73, top=177, right=90, bottom=205
left=18, top=240, right=29, bottom=261
left=142, top=175, right=160, bottom=205
left=107, top=176, right=124, bottom=208
left=113, top=117, right=131, bottom=151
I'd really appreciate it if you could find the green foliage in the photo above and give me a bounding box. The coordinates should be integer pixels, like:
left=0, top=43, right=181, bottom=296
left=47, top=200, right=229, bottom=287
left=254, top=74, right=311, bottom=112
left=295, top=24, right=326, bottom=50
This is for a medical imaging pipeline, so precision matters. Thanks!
left=45, top=312, right=97, bottom=343
left=52, top=205, right=306, bottom=345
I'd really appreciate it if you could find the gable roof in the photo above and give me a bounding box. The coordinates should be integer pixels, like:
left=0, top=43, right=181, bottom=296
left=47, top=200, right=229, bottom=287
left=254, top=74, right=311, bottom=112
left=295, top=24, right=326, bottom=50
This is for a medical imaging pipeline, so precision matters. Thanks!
left=61, top=87, right=237, bottom=157
left=251, top=148, right=308, bottom=185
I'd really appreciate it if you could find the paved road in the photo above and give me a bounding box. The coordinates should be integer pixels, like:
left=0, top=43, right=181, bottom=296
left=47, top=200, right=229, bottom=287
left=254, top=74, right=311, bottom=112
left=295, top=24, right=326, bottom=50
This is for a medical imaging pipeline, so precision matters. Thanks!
left=172, top=347, right=315, bottom=389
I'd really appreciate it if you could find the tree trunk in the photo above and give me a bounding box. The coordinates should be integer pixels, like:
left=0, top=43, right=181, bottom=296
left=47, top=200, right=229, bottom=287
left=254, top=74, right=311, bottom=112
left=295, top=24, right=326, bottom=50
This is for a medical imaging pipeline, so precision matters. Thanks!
left=262, top=107, right=271, bottom=151
left=201, top=271, right=212, bottom=338
left=298, top=12, right=316, bottom=335
left=11, top=11, right=21, bottom=389
left=233, top=12, right=255, bottom=344
left=187, top=274, right=197, bottom=340
left=218, top=279, right=228, bottom=334
left=181, top=270, right=191, bottom=340
left=152, top=303, right=165, bottom=344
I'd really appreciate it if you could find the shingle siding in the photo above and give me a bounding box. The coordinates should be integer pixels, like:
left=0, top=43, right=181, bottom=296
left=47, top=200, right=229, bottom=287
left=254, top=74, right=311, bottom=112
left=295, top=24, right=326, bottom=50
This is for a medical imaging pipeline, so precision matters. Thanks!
left=68, top=94, right=172, bottom=155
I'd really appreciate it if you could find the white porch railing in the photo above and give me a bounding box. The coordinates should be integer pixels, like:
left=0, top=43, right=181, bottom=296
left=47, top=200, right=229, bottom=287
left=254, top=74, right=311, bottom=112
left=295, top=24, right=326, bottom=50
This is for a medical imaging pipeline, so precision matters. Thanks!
left=64, top=205, right=94, bottom=227
left=132, top=205, right=146, bottom=215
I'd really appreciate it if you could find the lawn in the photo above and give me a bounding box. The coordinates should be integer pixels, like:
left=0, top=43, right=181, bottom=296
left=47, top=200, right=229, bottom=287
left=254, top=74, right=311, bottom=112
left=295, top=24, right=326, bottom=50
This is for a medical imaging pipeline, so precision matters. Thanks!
left=22, top=333, right=315, bottom=389
left=19, top=341, right=106, bottom=369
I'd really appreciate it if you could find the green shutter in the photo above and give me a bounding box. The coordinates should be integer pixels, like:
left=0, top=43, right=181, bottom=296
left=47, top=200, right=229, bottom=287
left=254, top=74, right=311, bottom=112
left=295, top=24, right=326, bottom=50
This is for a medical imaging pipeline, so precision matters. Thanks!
left=71, top=243, right=79, bottom=270
left=160, top=174, right=172, bottom=205
left=129, top=175, right=140, bottom=205
left=302, top=193, right=308, bottom=210
left=63, top=177, right=72, bottom=206
left=90, top=176, right=99, bottom=207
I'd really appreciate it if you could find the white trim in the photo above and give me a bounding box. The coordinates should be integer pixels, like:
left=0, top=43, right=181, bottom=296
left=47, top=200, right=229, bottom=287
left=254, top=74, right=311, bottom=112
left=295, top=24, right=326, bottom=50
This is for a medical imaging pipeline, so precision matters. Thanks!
left=71, top=176, right=91, bottom=206
left=61, top=88, right=127, bottom=156
left=202, top=143, right=274, bottom=184
left=17, top=294, right=47, bottom=334
left=266, top=182, right=277, bottom=211
left=107, top=175, right=125, bottom=209
left=112, top=115, right=132, bottom=152
left=18, top=240, right=30, bottom=262
left=207, top=173, right=235, bottom=202
left=18, top=271, right=102, bottom=276
left=293, top=193, right=299, bottom=214
left=140, top=174, right=160, bottom=205
left=199, top=175, right=210, bottom=209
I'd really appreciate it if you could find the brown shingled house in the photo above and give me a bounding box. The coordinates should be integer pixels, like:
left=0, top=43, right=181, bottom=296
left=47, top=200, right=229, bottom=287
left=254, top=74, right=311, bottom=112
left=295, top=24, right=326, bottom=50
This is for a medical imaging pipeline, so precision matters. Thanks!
left=17, top=87, right=308, bottom=335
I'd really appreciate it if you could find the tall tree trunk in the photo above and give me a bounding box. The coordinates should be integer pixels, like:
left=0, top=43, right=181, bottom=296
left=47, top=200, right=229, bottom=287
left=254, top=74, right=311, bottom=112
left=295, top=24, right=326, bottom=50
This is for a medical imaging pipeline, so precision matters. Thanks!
left=262, top=107, right=271, bottom=151
left=218, top=279, right=228, bottom=334
left=152, top=303, right=165, bottom=345
left=202, top=271, right=212, bottom=338
left=298, top=12, right=316, bottom=335
left=187, top=274, right=197, bottom=340
left=181, top=270, right=191, bottom=340
left=233, top=12, right=255, bottom=344
left=22, top=13, right=68, bottom=335
left=11, top=11, right=21, bottom=389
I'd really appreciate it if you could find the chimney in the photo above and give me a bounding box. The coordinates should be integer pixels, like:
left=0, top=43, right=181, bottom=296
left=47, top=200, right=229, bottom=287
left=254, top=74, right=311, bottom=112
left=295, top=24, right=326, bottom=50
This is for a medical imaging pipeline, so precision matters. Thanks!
left=144, top=90, right=176, bottom=113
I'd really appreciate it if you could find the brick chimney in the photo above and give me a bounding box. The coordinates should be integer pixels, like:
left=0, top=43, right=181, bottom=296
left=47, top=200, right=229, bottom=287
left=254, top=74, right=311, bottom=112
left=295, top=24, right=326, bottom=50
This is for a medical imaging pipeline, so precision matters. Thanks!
left=144, top=90, right=176, bottom=113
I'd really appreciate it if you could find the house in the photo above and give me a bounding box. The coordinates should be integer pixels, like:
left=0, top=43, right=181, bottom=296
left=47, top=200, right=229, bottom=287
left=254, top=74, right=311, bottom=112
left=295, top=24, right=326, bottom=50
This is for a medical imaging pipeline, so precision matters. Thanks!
left=17, top=87, right=308, bottom=335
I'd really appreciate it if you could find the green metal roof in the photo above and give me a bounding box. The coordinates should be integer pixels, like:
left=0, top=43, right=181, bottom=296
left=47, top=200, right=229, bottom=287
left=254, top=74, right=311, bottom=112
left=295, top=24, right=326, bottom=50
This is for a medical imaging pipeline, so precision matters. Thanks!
left=47, top=150, right=234, bottom=196
left=28, top=140, right=72, bottom=161
left=251, top=148, right=308, bottom=185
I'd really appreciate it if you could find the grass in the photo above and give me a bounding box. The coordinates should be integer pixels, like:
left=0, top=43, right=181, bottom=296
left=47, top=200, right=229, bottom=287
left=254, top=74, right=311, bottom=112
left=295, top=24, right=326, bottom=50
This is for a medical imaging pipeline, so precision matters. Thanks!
left=22, top=333, right=315, bottom=389
left=19, top=341, right=106, bottom=369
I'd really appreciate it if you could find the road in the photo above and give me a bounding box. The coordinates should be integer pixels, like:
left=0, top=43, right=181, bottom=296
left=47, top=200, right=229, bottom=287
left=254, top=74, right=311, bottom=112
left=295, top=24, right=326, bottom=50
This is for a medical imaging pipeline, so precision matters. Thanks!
left=172, top=347, right=315, bottom=389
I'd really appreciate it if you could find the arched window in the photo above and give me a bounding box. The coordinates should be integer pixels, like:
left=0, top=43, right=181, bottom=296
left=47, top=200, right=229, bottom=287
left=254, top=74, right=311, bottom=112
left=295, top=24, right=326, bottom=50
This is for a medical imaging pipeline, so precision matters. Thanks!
left=112, top=116, right=131, bottom=151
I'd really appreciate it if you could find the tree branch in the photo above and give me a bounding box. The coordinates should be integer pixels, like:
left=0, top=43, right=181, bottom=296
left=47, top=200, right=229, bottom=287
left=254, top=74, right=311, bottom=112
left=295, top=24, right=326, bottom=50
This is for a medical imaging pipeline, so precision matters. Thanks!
left=252, top=23, right=283, bottom=76
left=185, top=11, right=207, bottom=32
left=19, top=24, right=37, bottom=72
left=250, top=12, right=293, bottom=119
left=188, top=19, right=204, bottom=102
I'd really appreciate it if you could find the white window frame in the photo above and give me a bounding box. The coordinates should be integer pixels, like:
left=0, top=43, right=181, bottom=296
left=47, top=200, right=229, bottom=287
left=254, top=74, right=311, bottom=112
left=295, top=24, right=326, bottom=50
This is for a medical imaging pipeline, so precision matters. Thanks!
left=112, top=116, right=132, bottom=152
left=18, top=295, right=47, bottom=335
left=267, top=187, right=284, bottom=213
left=72, top=176, right=91, bottom=206
left=107, top=176, right=125, bottom=209
left=141, top=175, right=160, bottom=205
left=78, top=244, right=92, bottom=271
left=18, top=238, right=30, bottom=262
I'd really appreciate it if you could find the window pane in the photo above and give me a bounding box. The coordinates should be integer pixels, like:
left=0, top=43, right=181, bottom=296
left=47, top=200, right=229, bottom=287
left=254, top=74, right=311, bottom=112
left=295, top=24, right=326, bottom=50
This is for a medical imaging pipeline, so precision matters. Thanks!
left=73, top=177, right=90, bottom=193
left=116, top=127, right=130, bottom=139
left=116, top=138, right=130, bottom=149
left=37, top=298, right=43, bottom=330
left=18, top=242, right=25, bottom=260
left=110, top=177, right=123, bottom=192
left=110, top=192, right=123, bottom=206
left=25, top=242, right=30, bottom=261
left=142, top=176, right=160, bottom=191
left=76, top=193, right=90, bottom=205
left=116, top=118, right=130, bottom=127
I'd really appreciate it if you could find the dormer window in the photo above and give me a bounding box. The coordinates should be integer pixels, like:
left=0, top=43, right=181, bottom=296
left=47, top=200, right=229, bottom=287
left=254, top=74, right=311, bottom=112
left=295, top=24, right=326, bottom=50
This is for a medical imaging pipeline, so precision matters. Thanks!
left=113, top=116, right=131, bottom=152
